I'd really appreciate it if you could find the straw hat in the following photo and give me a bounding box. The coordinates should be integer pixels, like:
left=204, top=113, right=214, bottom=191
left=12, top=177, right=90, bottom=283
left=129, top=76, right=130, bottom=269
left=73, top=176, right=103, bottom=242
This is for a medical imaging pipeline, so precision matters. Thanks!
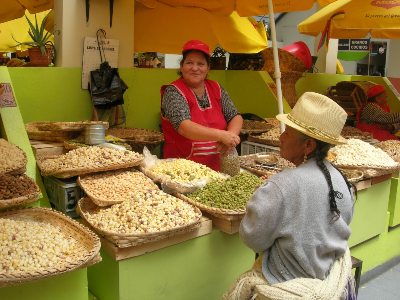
left=276, top=92, right=348, bottom=145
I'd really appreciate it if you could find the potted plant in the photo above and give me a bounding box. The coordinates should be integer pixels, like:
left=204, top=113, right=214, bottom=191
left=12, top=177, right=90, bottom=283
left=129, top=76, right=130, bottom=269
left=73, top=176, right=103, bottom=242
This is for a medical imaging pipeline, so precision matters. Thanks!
left=12, top=12, right=60, bottom=66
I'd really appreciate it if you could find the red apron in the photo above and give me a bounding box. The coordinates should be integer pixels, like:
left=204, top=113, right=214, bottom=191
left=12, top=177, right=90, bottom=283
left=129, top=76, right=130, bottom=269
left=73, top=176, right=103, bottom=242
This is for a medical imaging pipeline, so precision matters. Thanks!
left=160, top=78, right=227, bottom=171
left=356, top=102, right=399, bottom=141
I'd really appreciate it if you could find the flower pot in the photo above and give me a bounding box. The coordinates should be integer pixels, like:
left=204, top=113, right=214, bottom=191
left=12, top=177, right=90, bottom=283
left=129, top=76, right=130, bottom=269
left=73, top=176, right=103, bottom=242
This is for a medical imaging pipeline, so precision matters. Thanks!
left=28, top=47, right=53, bottom=66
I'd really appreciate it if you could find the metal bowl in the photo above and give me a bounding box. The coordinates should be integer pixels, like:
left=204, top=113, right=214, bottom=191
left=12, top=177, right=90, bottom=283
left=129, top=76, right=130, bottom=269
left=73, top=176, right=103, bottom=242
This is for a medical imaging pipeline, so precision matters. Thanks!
left=255, top=154, right=278, bottom=165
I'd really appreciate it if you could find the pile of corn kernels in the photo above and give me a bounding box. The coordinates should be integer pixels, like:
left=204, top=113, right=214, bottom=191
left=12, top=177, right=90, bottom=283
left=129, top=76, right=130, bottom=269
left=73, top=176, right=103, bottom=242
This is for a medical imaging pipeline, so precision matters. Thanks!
left=374, top=140, right=400, bottom=163
left=79, top=170, right=158, bottom=202
left=150, top=159, right=221, bottom=182
left=330, top=139, right=398, bottom=167
left=39, top=147, right=143, bottom=174
left=0, top=139, right=27, bottom=174
left=83, top=190, right=201, bottom=234
left=0, top=218, right=87, bottom=273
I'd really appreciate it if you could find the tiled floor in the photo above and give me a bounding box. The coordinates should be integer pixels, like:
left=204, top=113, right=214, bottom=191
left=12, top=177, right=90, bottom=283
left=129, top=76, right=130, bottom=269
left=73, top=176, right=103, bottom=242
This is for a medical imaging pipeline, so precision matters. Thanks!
left=357, top=263, right=400, bottom=299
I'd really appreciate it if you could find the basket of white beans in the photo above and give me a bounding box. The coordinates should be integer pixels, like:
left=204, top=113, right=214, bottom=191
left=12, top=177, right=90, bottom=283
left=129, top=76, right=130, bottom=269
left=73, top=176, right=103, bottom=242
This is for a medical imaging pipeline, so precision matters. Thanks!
left=0, top=207, right=101, bottom=287
left=329, top=139, right=400, bottom=178
left=77, top=190, right=202, bottom=247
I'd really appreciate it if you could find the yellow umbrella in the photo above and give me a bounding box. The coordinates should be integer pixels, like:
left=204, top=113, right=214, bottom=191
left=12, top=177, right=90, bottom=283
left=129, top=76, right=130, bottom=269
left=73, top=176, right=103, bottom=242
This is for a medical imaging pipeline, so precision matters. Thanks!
left=134, top=1, right=268, bottom=54
left=137, top=0, right=336, bottom=16
left=0, top=10, right=54, bottom=52
left=298, top=0, right=400, bottom=43
left=0, top=0, right=53, bottom=24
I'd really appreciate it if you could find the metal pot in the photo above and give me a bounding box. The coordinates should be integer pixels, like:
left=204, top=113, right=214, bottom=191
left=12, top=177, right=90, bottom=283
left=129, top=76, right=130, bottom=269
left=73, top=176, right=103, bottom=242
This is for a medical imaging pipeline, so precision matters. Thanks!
left=85, top=124, right=106, bottom=145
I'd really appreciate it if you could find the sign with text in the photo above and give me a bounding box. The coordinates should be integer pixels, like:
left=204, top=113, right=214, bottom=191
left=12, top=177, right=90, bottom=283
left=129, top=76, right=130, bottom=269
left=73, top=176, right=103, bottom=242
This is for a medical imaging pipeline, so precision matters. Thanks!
left=338, top=39, right=370, bottom=51
left=0, top=83, right=17, bottom=107
left=82, top=37, right=119, bottom=89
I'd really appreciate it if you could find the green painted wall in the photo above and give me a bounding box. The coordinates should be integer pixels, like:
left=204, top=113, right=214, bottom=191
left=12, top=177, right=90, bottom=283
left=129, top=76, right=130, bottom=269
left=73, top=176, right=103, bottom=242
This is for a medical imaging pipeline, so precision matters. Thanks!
left=1, top=268, right=89, bottom=300
left=88, top=229, right=254, bottom=300
left=0, top=66, right=50, bottom=208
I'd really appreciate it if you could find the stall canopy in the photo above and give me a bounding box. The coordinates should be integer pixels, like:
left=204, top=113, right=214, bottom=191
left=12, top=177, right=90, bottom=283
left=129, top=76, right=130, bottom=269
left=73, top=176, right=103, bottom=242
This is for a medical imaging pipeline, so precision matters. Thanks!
left=298, top=0, right=400, bottom=44
left=134, top=1, right=268, bottom=54
left=0, top=0, right=53, bottom=24
left=137, top=0, right=336, bottom=17
left=0, top=10, right=53, bottom=52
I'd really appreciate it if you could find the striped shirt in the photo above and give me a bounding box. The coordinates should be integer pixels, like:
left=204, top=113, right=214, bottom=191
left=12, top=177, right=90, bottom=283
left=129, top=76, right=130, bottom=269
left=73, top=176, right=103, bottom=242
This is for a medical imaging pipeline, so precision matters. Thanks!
left=359, top=102, right=400, bottom=133
left=161, top=84, right=240, bottom=131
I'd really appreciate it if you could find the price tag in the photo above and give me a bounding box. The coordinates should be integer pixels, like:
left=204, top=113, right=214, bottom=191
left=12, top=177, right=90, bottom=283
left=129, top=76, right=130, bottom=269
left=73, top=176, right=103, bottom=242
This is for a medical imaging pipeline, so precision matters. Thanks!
left=0, top=83, right=17, bottom=108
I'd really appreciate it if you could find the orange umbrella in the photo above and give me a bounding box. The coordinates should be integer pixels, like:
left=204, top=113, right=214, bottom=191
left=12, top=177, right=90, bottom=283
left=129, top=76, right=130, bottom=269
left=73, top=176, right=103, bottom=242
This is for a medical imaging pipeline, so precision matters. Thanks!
left=0, top=0, right=53, bottom=24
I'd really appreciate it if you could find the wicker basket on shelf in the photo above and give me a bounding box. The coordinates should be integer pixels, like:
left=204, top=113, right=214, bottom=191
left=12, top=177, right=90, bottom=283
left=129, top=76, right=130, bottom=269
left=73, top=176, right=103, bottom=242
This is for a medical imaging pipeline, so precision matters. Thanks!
left=77, top=197, right=202, bottom=248
left=241, top=120, right=275, bottom=135
left=25, top=122, right=83, bottom=142
left=174, top=193, right=245, bottom=221
left=0, top=174, right=41, bottom=208
left=0, top=207, right=101, bottom=287
left=106, top=127, right=164, bottom=153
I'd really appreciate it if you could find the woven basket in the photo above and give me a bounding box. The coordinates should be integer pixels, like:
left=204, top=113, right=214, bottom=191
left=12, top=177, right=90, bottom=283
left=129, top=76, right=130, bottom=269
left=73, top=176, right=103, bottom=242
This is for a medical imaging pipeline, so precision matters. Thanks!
left=0, top=175, right=41, bottom=208
left=77, top=197, right=202, bottom=247
left=0, top=207, right=101, bottom=287
left=37, top=122, right=86, bottom=132
left=268, top=71, right=304, bottom=108
left=261, top=48, right=306, bottom=73
left=106, top=127, right=164, bottom=154
left=241, top=120, right=275, bottom=135
left=332, top=163, right=400, bottom=178
left=338, top=169, right=364, bottom=183
left=1, top=143, right=27, bottom=176
left=37, top=153, right=144, bottom=179
left=64, top=139, right=132, bottom=151
left=25, top=122, right=82, bottom=142
left=248, top=134, right=281, bottom=146
left=77, top=169, right=160, bottom=207
left=264, top=118, right=280, bottom=128
left=174, top=193, right=245, bottom=221
left=239, top=152, right=294, bottom=177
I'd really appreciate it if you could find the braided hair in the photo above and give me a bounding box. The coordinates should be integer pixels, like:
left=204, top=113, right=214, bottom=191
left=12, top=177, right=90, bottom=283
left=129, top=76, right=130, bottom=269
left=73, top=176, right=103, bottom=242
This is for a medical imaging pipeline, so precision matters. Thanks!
left=296, top=131, right=356, bottom=223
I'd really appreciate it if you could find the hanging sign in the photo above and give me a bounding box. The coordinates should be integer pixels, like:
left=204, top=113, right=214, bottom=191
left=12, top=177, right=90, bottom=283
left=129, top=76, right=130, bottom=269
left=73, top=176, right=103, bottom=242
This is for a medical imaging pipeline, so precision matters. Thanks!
left=81, top=37, right=119, bottom=89
left=0, top=83, right=17, bottom=108
left=338, top=39, right=369, bottom=51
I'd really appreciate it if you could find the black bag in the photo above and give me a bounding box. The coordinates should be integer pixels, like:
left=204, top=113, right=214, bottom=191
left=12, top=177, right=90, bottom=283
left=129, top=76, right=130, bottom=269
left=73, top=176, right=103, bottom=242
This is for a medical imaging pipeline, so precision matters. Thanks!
left=89, top=29, right=128, bottom=110
left=90, top=61, right=128, bottom=109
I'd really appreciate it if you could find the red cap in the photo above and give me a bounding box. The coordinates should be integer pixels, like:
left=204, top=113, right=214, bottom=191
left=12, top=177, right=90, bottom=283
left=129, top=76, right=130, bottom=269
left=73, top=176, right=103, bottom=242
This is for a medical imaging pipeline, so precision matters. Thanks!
left=367, top=84, right=385, bottom=98
left=182, top=40, right=210, bottom=57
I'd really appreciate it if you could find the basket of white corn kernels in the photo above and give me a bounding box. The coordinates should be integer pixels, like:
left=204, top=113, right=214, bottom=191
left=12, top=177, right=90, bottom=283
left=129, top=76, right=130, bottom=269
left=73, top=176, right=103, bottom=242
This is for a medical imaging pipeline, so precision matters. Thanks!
left=0, top=139, right=27, bottom=176
left=77, top=168, right=160, bottom=207
left=37, top=146, right=144, bottom=178
left=0, top=207, right=101, bottom=287
left=329, top=139, right=400, bottom=178
left=77, top=190, right=202, bottom=247
left=139, top=158, right=227, bottom=194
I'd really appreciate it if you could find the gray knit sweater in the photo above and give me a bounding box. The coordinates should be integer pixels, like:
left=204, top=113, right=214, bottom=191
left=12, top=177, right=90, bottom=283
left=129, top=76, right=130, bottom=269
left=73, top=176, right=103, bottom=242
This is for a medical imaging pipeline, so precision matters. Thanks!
left=240, top=158, right=355, bottom=285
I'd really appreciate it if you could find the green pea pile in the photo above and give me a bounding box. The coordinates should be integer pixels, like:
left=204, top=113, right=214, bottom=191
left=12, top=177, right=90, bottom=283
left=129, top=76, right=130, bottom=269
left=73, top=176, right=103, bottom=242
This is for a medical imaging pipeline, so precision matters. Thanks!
left=187, top=171, right=264, bottom=210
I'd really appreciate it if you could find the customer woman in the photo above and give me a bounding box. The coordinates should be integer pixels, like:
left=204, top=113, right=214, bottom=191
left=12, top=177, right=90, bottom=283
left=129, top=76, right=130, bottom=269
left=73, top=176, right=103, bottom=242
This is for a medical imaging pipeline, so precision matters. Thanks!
left=161, top=40, right=243, bottom=171
left=222, top=92, right=356, bottom=300
left=357, top=84, right=400, bottom=141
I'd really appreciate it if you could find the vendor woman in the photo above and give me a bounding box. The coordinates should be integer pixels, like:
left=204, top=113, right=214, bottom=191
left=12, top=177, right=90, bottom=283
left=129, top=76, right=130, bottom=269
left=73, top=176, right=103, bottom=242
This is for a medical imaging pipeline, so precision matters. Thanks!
left=161, top=40, right=243, bottom=171
left=357, top=84, right=400, bottom=141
